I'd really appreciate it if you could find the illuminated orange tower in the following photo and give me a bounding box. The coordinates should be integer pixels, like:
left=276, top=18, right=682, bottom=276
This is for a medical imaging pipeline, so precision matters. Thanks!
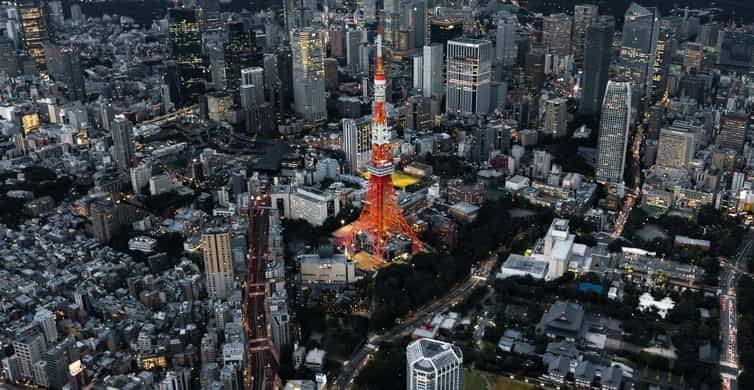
left=343, top=26, right=423, bottom=262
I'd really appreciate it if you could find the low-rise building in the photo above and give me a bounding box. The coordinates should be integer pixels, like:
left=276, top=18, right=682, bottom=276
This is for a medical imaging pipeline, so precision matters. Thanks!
left=299, top=253, right=355, bottom=284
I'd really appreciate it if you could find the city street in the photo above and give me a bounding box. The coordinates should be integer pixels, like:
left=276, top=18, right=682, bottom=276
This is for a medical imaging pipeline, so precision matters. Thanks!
left=720, top=233, right=754, bottom=390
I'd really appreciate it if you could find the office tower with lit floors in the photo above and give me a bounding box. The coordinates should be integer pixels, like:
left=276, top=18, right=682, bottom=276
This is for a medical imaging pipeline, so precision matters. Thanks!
left=656, top=128, right=695, bottom=169
left=580, top=16, right=614, bottom=116
left=342, top=116, right=372, bottom=173
left=446, top=38, right=492, bottom=116
left=543, top=97, right=568, bottom=138
left=596, top=81, right=632, bottom=184
left=167, top=7, right=206, bottom=105
left=406, top=338, right=463, bottom=390
left=616, top=3, right=659, bottom=104
left=290, top=27, right=327, bottom=123
left=18, top=0, right=48, bottom=73
left=542, top=13, right=572, bottom=56
left=225, top=21, right=255, bottom=90
left=651, top=24, right=675, bottom=102
left=571, top=4, right=598, bottom=70
left=202, top=227, right=234, bottom=300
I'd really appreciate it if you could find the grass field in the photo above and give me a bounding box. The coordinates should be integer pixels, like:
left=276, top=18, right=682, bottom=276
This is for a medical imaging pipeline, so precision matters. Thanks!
left=463, top=369, right=535, bottom=390
left=463, top=369, right=489, bottom=390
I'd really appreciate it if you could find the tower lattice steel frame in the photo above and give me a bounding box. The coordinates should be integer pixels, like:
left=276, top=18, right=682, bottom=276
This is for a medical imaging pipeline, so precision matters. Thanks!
left=341, top=26, right=424, bottom=262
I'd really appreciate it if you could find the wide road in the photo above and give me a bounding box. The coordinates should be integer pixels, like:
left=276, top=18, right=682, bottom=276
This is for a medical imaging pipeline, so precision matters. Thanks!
left=244, top=204, right=277, bottom=390
left=331, top=247, right=502, bottom=389
left=720, top=232, right=754, bottom=390
left=613, top=122, right=645, bottom=238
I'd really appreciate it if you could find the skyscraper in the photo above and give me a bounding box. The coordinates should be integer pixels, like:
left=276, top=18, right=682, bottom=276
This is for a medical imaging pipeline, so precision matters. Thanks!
left=656, top=128, right=695, bottom=169
left=199, top=0, right=220, bottom=32
left=342, top=116, right=372, bottom=173
left=422, top=43, right=443, bottom=99
left=580, top=16, right=614, bottom=116
left=409, top=0, right=427, bottom=49
left=224, top=21, right=255, bottom=90
left=651, top=24, right=675, bottom=102
left=617, top=3, right=659, bottom=104
left=346, top=29, right=362, bottom=76
left=446, top=38, right=492, bottom=116
left=290, top=27, right=326, bottom=123
left=167, top=7, right=205, bottom=105
left=241, top=67, right=265, bottom=104
left=18, top=0, right=48, bottom=73
left=111, top=118, right=134, bottom=172
left=542, top=13, right=572, bottom=56
left=543, top=97, right=568, bottom=138
left=202, top=227, right=234, bottom=300
left=571, top=4, right=599, bottom=69
left=383, top=0, right=399, bottom=49
left=596, top=81, right=632, bottom=183
left=58, top=47, right=85, bottom=101
left=495, top=11, right=518, bottom=67
left=0, top=38, right=18, bottom=76
left=406, top=338, right=463, bottom=390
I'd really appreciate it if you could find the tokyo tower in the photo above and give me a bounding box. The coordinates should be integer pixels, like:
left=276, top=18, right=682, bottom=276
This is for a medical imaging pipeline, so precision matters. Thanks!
left=342, top=27, right=424, bottom=262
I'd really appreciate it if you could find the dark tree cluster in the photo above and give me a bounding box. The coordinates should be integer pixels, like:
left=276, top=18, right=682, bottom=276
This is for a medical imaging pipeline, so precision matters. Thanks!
left=354, top=339, right=409, bottom=390
left=0, top=167, right=73, bottom=226
left=738, top=276, right=754, bottom=389
left=370, top=197, right=553, bottom=330
left=620, top=205, right=743, bottom=285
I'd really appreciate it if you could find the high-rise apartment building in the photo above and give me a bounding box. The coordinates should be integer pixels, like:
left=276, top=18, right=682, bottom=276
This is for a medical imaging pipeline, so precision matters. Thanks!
left=717, top=112, right=749, bottom=153
left=13, top=330, right=46, bottom=381
left=596, top=81, right=632, bottom=183
left=446, top=38, right=492, bottom=116
left=406, top=338, right=463, bottom=390
left=167, top=7, right=205, bottom=105
left=18, top=0, right=48, bottom=73
left=111, top=118, right=134, bottom=172
left=542, top=13, right=572, bottom=56
left=33, top=309, right=57, bottom=344
left=571, top=4, right=599, bottom=69
left=656, top=128, right=695, bottom=169
left=342, top=117, right=372, bottom=173
left=291, top=27, right=326, bottom=123
left=617, top=3, right=659, bottom=104
left=543, top=97, right=568, bottom=138
left=202, top=227, right=234, bottom=300
left=580, top=16, right=614, bottom=115
left=422, top=44, right=443, bottom=99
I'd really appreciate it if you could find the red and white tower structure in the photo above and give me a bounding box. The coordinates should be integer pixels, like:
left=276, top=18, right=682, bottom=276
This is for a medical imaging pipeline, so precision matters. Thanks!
left=342, top=28, right=423, bottom=262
